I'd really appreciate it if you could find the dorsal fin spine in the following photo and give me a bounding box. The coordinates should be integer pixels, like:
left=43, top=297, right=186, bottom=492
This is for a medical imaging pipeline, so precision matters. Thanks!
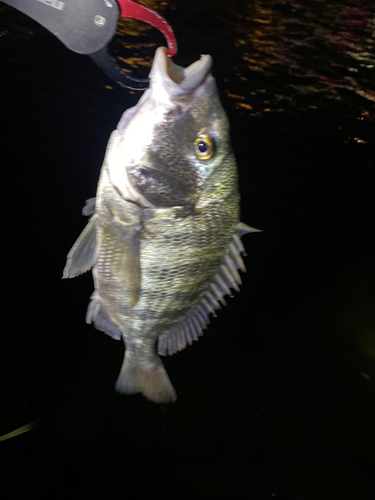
left=224, top=256, right=242, bottom=285
left=210, top=283, right=227, bottom=306
left=184, top=323, right=193, bottom=345
left=192, top=316, right=203, bottom=336
left=201, top=298, right=215, bottom=317
left=233, top=233, right=246, bottom=254
left=205, top=291, right=221, bottom=312
left=188, top=318, right=198, bottom=341
left=215, top=275, right=232, bottom=297
left=195, top=310, right=206, bottom=330
left=229, top=242, right=246, bottom=273
left=220, top=264, right=240, bottom=292
left=197, top=304, right=210, bottom=324
left=178, top=329, right=186, bottom=351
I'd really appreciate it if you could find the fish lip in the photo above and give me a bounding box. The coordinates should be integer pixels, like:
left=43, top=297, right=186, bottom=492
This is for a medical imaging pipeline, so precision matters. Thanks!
left=150, top=47, right=213, bottom=96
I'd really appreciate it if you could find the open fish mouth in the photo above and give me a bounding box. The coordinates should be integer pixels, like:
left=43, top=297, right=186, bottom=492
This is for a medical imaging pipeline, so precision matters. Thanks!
left=150, top=47, right=213, bottom=97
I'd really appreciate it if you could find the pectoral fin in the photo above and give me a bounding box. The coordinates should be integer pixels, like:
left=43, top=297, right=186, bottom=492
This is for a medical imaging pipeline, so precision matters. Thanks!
left=106, top=218, right=142, bottom=308
left=63, top=214, right=97, bottom=278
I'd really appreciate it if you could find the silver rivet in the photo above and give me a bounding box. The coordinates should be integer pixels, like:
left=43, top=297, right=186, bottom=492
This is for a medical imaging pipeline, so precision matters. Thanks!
left=94, top=15, right=106, bottom=27
left=104, top=0, right=113, bottom=7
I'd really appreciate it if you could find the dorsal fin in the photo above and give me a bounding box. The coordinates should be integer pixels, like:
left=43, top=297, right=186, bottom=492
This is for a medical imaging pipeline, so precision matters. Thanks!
left=236, top=222, right=262, bottom=236
left=157, top=222, right=260, bottom=356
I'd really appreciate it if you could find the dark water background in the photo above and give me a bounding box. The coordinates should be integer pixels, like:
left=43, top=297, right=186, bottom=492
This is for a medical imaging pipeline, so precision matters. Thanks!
left=1, top=0, right=375, bottom=499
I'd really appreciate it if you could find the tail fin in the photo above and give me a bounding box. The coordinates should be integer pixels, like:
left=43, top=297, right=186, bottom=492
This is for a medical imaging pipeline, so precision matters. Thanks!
left=115, top=351, right=177, bottom=404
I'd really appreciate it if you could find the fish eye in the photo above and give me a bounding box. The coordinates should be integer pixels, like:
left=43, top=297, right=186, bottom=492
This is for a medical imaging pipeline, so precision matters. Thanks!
left=194, top=134, right=215, bottom=160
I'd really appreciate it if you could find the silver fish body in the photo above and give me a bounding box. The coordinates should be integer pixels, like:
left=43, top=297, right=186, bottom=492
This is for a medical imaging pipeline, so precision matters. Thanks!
left=64, top=47, right=259, bottom=403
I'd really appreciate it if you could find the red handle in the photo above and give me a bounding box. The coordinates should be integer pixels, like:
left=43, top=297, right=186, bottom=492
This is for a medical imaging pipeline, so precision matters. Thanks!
left=116, top=0, right=177, bottom=57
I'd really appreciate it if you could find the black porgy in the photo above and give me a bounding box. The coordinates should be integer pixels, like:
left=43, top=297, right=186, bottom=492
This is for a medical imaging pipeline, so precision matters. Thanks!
left=64, top=47, right=259, bottom=403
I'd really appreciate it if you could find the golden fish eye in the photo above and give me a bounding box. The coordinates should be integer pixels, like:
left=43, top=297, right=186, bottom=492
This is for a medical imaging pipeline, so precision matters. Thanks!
left=194, top=134, right=214, bottom=160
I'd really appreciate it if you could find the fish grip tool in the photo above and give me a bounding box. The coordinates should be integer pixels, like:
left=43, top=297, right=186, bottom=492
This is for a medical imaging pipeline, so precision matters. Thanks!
left=1, top=0, right=177, bottom=89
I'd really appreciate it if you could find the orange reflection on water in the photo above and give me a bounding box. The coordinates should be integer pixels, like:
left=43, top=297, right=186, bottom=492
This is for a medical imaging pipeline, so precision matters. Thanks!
left=237, top=103, right=254, bottom=111
left=233, top=0, right=282, bottom=74
left=118, top=56, right=152, bottom=68
left=226, top=92, right=246, bottom=100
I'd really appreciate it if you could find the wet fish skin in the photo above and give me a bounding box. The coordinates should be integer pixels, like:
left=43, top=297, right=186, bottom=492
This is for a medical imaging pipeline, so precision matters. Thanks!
left=64, top=47, right=258, bottom=403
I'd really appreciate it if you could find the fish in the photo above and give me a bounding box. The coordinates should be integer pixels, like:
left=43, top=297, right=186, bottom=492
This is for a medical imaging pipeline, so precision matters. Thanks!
left=63, top=46, right=260, bottom=403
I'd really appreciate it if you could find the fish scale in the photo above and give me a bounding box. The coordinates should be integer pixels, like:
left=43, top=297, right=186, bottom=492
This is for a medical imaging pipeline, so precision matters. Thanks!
left=63, top=47, right=260, bottom=403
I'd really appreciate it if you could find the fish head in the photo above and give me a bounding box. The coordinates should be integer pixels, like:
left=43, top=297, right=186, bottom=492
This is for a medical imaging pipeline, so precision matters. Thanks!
left=109, top=47, right=238, bottom=209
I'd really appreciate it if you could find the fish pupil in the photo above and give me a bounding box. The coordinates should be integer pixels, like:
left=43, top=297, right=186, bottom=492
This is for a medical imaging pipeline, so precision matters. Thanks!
left=198, top=141, right=208, bottom=153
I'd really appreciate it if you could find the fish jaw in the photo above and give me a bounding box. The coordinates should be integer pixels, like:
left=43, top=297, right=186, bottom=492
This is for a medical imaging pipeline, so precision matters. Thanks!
left=149, top=46, right=213, bottom=107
